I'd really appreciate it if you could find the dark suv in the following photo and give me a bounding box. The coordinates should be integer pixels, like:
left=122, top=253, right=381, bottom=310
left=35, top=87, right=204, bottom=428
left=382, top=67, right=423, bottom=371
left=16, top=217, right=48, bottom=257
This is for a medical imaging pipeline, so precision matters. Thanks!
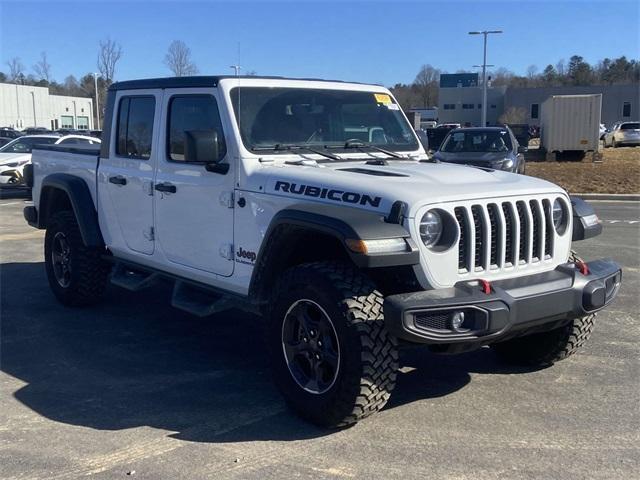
left=432, top=126, right=526, bottom=174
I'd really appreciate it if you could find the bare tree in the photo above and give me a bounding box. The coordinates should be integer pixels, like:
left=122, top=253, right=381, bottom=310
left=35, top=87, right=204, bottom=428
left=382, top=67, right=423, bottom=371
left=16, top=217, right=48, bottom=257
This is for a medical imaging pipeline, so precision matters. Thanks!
left=498, top=107, right=527, bottom=125
left=33, top=52, right=52, bottom=83
left=97, top=38, right=123, bottom=83
left=164, top=40, right=198, bottom=77
left=413, top=64, right=440, bottom=107
left=6, top=57, right=25, bottom=83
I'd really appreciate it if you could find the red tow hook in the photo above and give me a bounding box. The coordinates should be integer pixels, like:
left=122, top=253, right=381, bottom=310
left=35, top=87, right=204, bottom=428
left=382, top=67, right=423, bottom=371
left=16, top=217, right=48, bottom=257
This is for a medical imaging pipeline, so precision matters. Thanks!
left=479, top=279, right=492, bottom=295
left=575, top=260, right=590, bottom=275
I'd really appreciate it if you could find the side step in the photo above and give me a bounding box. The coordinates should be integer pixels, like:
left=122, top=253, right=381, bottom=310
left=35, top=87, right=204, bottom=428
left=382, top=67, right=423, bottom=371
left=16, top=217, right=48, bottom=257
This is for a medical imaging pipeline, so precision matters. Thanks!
left=171, top=281, right=236, bottom=317
left=110, top=263, right=161, bottom=291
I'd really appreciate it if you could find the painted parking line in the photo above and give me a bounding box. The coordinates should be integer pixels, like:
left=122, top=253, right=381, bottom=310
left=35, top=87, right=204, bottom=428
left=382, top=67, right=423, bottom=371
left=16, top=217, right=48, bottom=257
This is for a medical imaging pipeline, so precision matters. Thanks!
left=603, top=220, right=640, bottom=224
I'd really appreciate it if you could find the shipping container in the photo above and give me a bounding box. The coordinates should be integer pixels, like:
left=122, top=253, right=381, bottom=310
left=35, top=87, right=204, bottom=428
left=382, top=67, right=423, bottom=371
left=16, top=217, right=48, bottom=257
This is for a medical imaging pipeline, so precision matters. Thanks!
left=540, top=94, right=602, bottom=154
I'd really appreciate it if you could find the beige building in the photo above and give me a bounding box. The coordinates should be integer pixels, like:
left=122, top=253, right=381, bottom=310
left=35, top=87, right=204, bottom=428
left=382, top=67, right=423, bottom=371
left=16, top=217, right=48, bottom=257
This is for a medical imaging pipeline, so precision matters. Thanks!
left=0, top=82, right=94, bottom=131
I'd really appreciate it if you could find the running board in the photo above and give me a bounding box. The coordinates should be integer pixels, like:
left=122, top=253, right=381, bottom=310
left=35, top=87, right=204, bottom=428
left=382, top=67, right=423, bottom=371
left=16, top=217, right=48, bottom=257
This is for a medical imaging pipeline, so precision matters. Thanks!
left=171, top=281, right=236, bottom=317
left=110, top=263, right=161, bottom=291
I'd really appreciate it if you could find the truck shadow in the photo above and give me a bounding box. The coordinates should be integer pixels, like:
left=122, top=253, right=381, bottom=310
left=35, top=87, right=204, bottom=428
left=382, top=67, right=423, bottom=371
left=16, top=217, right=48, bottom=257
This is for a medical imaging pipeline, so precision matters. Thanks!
left=1, top=262, right=540, bottom=443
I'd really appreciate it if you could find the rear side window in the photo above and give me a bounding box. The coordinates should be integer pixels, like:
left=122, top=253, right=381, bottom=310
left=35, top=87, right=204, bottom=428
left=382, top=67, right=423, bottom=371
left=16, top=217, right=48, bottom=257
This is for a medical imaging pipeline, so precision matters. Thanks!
left=116, top=96, right=155, bottom=159
left=167, top=95, right=227, bottom=162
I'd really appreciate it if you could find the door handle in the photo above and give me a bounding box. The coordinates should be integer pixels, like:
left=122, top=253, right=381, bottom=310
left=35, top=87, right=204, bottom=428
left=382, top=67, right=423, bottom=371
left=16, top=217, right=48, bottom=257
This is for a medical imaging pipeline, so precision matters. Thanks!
left=155, top=182, right=177, bottom=194
left=109, top=175, right=127, bottom=186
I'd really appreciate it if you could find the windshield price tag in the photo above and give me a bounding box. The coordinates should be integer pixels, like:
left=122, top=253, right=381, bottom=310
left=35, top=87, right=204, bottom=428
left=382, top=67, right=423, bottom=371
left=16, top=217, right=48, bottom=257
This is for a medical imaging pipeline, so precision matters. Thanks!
left=374, top=93, right=392, bottom=104
left=386, top=103, right=399, bottom=110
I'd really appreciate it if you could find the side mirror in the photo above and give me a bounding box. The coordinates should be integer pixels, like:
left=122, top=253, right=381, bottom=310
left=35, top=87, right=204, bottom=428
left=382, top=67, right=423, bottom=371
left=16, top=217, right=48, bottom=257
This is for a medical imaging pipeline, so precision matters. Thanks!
left=184, top=129, right=219, bottom=163
left=517, top=145, right=528, bottom=154
left=184, top=129, right=229, bottom=174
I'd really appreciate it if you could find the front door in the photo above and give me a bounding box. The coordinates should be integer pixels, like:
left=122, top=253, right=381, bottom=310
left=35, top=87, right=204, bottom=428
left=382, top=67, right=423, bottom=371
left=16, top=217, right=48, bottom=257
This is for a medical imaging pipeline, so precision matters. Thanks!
left=99, top=91, right=161, bottom=255
left=153, top=89, right=235, bottom=276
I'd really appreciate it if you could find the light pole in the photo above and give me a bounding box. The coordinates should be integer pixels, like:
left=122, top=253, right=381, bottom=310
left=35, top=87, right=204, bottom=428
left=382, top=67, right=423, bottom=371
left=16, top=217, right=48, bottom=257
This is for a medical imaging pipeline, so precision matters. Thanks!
left=93, top=73, right=100, bottom=130
left=469, top=30, right=502, bottom=126
left=230, top=65, right=241, bottom=76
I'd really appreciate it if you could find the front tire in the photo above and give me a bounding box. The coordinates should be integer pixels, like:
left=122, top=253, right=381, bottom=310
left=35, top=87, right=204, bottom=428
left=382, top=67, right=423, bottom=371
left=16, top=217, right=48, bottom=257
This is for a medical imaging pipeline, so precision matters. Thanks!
left=268, top=262, right=398, bottom=427
left=491, top=250, right=596, bottom=366
left=44, top=210, right=110, bottom=306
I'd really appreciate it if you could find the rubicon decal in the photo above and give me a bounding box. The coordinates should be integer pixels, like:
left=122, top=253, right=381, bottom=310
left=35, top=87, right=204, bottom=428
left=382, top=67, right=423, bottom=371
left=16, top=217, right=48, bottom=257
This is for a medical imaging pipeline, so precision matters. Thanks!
left=274, top=181, right=381, bottom=208
left=236, top=247, right=257, bottom=265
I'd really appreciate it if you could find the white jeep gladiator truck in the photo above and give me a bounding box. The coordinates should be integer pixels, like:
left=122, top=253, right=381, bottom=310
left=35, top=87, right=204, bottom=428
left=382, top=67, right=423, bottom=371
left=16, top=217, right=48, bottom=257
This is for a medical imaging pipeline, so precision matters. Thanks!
left=24, top=76, right=622, bottom=427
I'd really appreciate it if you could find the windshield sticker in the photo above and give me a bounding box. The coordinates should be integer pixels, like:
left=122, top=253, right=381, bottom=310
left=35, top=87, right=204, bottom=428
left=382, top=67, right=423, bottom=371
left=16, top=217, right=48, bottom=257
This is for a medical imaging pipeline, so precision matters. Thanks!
left=374, top=93, right=392, bottom=105
left=386, top=103, right=400, bottom=110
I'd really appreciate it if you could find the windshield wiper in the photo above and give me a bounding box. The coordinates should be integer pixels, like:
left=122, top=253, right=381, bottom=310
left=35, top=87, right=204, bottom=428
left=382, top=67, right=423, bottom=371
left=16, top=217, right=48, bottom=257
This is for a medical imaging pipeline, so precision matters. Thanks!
left=252, top=144, right=341, bottom=161
left=327, top=139, right=408, bottom=159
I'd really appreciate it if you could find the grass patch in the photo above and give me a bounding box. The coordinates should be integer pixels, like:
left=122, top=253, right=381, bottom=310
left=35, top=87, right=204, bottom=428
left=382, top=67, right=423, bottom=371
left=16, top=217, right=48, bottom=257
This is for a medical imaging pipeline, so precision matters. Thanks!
left=526, top=147, right=640, bottom=194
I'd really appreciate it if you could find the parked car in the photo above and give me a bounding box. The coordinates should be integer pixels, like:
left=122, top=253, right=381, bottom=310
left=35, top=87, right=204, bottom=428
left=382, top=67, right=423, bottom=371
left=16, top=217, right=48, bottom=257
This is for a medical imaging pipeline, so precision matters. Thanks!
left=433, top=126, right=526, bottom=174
left=436, top=123, right=461, bottom=129
left=23, top=75, right=621, bottom=428
left=0, top=137, right=13, bottom=147
left=89, top=130, right=102, bottom=139
left=0, top=135, right=100, bottom=187
left=599, top=123, right=607, bottom=140
left=603, top=121, right=640, bottom=147
left=506, top=123, right=530, bottom=150
left=24, top=127, right=53, bottom=135
left=0, top=127, right=23, bottom=139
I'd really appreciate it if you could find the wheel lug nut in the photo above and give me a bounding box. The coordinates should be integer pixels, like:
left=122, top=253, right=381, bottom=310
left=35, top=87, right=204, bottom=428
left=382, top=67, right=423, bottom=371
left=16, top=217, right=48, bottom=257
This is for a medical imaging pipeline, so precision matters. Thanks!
left=310, top=330, right=315, bottom=337
left=303, top=337, right=308, bottom=342
left=317, top=340, right=322, bottom=347
left=315, top=353, right=321, bottom=360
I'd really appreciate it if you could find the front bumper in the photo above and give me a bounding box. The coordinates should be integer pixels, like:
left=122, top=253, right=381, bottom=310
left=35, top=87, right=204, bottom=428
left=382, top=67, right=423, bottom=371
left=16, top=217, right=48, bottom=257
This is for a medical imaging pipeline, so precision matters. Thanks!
left=384, top=258, right=622, bottom=347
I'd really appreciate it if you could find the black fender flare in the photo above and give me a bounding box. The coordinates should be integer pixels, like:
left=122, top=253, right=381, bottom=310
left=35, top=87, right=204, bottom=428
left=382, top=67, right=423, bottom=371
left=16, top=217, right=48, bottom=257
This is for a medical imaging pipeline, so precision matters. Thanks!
left=248, top=203, right=419, bottom=300
left=39, top=173, right=104, bottom=248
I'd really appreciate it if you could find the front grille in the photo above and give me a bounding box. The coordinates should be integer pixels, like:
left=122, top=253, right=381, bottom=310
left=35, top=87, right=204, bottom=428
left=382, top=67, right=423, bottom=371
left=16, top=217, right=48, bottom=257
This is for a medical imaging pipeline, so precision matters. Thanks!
left=455, top=198, right=554, bottom=273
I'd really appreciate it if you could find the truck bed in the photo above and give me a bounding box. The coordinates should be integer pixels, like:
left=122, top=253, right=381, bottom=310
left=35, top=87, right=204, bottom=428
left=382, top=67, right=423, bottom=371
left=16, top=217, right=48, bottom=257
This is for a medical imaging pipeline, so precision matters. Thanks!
left=31, top=144, right=100, bottom=209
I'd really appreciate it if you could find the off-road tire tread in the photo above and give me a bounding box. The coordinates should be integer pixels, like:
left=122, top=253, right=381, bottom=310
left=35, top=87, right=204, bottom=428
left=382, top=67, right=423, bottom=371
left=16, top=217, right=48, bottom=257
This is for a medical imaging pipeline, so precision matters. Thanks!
left=45, top=210, right=110, bottom=306
left=492, top=250, right=596, bottom=366
left=270, top=261, right=398, bottom=427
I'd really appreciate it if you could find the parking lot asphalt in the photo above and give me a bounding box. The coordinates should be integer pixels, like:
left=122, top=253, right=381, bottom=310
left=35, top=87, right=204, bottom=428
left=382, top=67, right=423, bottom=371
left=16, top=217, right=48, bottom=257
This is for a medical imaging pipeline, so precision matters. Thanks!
left=1, top=195, right=638, bottom=480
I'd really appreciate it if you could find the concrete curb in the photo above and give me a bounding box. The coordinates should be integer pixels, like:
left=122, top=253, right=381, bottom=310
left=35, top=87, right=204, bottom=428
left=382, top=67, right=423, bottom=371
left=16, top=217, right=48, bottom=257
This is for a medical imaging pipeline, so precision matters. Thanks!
left=572, top=193, right=640, bottom=201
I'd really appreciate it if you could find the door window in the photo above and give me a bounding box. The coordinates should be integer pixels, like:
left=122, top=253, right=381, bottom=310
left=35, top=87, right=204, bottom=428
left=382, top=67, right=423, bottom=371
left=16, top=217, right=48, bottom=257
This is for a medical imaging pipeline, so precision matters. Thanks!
left=116, top=96, right=156, bottom=159
left=167, top=95, right=226, bottom=162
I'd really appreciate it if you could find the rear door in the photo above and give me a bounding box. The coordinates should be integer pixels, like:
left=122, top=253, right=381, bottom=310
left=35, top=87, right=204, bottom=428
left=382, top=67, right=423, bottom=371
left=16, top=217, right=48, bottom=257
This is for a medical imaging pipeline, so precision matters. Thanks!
left=153, top=88, right=235, bottom=276
left=98, top=91, right=161, bottom=255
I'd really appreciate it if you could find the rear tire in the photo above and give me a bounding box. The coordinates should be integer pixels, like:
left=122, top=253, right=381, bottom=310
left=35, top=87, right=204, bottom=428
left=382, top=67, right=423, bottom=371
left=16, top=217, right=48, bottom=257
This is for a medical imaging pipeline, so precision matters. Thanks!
left=491, top=250, right=596, bottom=366
left=44, top=210, right=111, bottom=306
left=268, top=261, right=398, bottom=427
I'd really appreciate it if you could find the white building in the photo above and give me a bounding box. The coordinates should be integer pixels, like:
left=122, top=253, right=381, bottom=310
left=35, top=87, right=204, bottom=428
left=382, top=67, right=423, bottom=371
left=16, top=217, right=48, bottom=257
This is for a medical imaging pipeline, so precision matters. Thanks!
left=0, top=82, right=94, bottom=131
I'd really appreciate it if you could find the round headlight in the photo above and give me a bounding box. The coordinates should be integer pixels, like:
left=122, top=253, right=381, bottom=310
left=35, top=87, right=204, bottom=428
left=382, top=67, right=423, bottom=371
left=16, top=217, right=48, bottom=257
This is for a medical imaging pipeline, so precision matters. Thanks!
left=553, top=199, right=566, bottom=232
left=420, top=210, right=443, bottom=247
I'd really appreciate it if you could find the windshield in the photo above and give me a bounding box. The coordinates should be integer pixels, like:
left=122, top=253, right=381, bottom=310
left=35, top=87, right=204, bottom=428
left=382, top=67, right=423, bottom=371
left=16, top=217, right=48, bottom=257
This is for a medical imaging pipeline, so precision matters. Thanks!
left=621, top=123, right=639, bottom=130
left=0, top=136, right=58, bottom=153
left=440, top=130, right=512, bottom=153
left=230, top=87, right=418, bottom=153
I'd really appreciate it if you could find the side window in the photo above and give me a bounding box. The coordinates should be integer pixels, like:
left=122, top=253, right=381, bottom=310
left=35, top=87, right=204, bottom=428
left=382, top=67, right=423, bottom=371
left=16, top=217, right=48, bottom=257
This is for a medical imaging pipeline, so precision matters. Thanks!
left=530, top=103, right=539, bottom=119
left=59, top=138, right=78, bottom=145
left=116, top=96, right=156, bottom=159
left=167, top=95, right=227, bottom=162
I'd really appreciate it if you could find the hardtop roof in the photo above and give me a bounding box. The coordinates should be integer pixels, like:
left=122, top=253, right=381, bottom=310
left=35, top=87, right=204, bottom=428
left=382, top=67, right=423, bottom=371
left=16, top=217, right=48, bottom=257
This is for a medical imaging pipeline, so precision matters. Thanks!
left=109, top=75, right=371, bottom=91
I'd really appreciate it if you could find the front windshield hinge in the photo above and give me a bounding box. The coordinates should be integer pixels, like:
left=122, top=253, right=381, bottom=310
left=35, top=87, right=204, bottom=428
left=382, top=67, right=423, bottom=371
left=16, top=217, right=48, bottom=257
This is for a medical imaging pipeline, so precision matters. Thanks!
left=219, top=191, right=234, bottom=208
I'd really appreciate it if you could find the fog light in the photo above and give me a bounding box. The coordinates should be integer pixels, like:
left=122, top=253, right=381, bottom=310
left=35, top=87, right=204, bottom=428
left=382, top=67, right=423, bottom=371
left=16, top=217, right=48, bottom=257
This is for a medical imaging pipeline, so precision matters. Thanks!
left=450, top=311, right=465, bottom=331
